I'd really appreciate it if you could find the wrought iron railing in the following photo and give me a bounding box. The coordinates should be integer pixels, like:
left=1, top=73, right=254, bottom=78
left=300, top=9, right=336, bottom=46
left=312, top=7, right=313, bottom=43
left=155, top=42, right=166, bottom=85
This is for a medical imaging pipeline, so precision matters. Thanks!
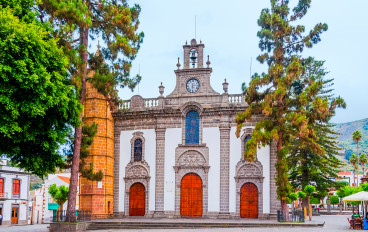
left=277, top=208, right=305, bottom=223
left=51, top=210, right=92, bottom=222
left=0, top=192, right=8, bottom=198
left=12, top=193, right=20, bottom=199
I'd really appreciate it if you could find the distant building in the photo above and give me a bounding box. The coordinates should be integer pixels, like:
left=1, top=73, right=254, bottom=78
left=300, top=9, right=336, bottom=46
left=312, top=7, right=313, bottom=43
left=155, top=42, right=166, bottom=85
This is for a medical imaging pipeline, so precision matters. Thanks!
left=337, top=171, right=364, bottom=186
left=0, top=159, right=30, bottom=225
left=31, top=173, right=78, bottom=224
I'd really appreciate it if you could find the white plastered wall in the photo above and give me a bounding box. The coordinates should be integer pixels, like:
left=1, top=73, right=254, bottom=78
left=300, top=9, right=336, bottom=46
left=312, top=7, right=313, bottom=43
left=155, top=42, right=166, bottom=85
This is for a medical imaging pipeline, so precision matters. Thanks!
left=119, top=129, right=156, bottom=212
left=203, top=127, right=220, bottom=212
left=164, top=128, right=182, bottom=211
left=229, top=127, right=270, bottom=214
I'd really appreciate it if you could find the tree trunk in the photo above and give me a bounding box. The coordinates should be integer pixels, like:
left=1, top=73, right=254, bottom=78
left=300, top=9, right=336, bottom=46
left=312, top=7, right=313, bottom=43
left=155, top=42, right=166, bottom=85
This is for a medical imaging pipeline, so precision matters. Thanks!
left=277, top=130, right=289, bottom=222
left=65, top=26, right=89, bottom=222
left=291, top=201, right=295, bottom=221
left=357, top=143, right=360, bottom=186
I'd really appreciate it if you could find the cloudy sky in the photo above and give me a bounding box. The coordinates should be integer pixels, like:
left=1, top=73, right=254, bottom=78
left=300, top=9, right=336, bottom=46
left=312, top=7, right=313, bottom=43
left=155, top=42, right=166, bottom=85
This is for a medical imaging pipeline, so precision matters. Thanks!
left=113, top=0, right=368, bottom=124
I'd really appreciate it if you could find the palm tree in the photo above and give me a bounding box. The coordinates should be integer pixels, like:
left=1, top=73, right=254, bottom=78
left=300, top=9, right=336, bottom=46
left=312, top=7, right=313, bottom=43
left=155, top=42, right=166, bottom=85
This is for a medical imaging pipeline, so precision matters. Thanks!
left=353, top=130, right=362, bottom=180
left=350, top=154, right=358, bottom=186
left=360, top=153, right=368, bottom=177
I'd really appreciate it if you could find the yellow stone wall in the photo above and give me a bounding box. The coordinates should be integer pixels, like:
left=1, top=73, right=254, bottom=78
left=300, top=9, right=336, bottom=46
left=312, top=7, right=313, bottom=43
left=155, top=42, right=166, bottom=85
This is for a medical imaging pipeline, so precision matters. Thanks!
left=79, top=76, right=114, bottom=218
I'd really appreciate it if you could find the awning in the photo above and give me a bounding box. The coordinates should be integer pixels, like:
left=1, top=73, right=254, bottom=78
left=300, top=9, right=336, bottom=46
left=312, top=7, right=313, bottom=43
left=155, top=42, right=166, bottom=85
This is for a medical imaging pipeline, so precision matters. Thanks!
left=343, top=191, right=368, bottom=201
left=48, top=203, right=59, bottom=210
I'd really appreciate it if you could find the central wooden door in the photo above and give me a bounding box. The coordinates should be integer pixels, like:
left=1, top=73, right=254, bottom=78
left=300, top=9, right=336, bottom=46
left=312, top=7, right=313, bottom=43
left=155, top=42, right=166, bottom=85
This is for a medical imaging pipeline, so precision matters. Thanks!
left=129, top=183, right=145, bottom=216
left=240, top=183, right=258, bottom=218
left=180, top=173, right=202, bottom=217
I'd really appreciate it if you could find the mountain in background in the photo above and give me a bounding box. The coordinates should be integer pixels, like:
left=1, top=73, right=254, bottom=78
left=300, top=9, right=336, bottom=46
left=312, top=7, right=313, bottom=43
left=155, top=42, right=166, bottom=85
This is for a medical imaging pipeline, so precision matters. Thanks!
left=334, top=118, right=368, bottom=172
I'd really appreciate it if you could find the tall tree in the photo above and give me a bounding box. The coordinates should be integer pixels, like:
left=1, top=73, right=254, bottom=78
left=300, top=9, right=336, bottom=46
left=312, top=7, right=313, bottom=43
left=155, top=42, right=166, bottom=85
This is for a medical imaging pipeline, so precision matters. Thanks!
left=360, top=153, right=368, bottom=177
left=288, top=58, right=345, bottom=199
left=236, top=0, right=328, bottom=220
left=353, top=130, right=362, bottom=176
left=350, top=154, right=358, bottom=186
left=39, top=0, right=144, bottom=221
left=0, top=0, right=81, bottom=176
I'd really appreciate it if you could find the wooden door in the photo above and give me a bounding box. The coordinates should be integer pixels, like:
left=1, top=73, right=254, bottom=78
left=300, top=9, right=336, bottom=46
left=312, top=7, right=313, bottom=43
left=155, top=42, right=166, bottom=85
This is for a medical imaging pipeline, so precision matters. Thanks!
left=129, top=183, right=145, bottom=216
left=240, top=183, right=258, bottom=218
left=180, top=173, right=202, bottom=217
left=11, top=206, right=19, bottom=224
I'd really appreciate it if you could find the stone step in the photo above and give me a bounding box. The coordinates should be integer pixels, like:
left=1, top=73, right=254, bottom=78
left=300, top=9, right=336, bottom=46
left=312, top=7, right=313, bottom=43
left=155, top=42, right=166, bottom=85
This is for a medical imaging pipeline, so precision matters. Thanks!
left=86, top=221, right=324, bottom=230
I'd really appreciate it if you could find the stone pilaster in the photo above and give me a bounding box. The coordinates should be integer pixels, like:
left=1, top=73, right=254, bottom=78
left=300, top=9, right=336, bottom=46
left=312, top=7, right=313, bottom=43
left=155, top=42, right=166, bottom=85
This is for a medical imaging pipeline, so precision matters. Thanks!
left=270, top=140, right=280, bottom=217
left=219, top=125, right=231, bottom=217
left=113, top=130, right=121, bottom=216
left=154, top=127, right=166, bottom=217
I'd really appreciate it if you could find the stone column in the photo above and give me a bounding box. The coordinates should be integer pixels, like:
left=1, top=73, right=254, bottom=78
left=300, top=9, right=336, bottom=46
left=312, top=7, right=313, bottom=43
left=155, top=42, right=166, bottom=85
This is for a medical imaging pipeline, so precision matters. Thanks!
left=270, top=140, right=281, bottom=218
left=219, top=125, right=231, bottom=217
left=154, top=127, right=166, bottom=217
left=113, top=129, right=121, bottom=217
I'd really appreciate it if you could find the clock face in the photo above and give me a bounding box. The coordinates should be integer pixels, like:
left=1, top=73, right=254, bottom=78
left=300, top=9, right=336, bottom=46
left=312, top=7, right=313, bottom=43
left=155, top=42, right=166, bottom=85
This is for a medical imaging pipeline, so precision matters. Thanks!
left=186, top=78, right=200, bottom=93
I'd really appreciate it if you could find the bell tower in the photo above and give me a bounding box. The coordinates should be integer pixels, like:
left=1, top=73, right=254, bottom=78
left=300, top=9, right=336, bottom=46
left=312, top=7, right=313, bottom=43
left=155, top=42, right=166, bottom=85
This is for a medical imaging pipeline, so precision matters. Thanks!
left=167, top=39, right=219, bottom=98
left=79, top=48, right=114, bottom=218
left=183, top=39, right=205, bottom=68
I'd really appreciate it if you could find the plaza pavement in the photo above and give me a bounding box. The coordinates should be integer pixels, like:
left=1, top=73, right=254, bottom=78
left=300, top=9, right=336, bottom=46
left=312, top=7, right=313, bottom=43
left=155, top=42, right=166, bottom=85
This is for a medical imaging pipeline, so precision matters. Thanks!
left=0, top=215, right=352, bottom=231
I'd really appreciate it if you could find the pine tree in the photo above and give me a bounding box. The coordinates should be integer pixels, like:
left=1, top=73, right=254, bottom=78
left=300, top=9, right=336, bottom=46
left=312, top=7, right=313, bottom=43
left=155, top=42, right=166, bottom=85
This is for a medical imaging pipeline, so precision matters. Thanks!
left=288, top=58, right=345, bottom=206
left=236, top=0, right=329, bottom=220
left=38, top=0, right=144, bottom=221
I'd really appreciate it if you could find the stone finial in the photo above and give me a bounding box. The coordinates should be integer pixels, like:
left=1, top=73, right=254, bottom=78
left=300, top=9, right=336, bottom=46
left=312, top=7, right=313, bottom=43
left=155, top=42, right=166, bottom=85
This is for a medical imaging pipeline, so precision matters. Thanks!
left=176, top=57, right=181, bottom=70
left=185, top=40, right=188, bottom=45
left=159, top=82, right=165, bottom=96
left=206, top=55, right=211, bottom=68
left=222, top=78, right=229, bottom=93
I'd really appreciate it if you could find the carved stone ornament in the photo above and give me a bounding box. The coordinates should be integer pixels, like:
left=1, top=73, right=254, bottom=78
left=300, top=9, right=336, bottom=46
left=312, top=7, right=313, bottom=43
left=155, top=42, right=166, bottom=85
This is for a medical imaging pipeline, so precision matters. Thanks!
left=238, top=164, right=262, bottom=177
left=235, top=160, right=263, bottom=180
left=130, top=95, right=145, bottom=109
left=126, top=165, right=148, bottom=178
left=178, top=151, right=206, bottom=166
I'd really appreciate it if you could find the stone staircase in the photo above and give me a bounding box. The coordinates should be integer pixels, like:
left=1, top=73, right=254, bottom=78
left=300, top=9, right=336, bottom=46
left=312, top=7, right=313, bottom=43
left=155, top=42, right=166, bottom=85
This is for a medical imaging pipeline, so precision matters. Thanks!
left=86, top=221, right=324, bottom=230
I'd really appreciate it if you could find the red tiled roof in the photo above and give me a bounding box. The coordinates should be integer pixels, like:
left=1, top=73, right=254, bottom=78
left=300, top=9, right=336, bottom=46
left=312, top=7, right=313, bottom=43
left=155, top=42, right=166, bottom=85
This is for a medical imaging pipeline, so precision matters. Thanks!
left=57, top=176, right=70, bottom=184
left=338, top=171, right=352, bottom=175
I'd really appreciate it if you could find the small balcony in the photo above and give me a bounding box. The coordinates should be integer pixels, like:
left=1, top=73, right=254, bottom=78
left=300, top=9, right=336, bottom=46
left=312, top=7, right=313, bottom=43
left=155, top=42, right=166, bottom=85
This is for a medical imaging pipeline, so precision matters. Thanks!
left=11, top=193, right=20, bottom=199
left=0, top=192, right=8, bottom=200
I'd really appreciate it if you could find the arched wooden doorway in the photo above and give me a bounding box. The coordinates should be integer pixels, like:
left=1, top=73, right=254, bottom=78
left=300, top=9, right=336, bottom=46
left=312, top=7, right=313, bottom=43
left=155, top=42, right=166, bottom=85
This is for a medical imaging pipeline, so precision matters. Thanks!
left=180, top=173, right=202, bottom=217
left=129, top=183, right=145, bottom=216
left=240, top=183, right=258, bottom=218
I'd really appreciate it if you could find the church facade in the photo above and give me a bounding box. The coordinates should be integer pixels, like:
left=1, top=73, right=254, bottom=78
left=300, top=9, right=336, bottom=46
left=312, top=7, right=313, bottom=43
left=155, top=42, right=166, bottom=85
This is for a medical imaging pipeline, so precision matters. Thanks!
left=109, top=39, right=280, bottom=219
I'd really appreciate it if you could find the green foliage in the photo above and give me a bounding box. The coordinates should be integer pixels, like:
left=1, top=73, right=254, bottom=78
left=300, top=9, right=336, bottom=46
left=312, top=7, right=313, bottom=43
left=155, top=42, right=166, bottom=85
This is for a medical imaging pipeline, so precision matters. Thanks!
left=310, top=196, right=320, bottom=204
left=298, top=191, right=307, bottom=199
left=289, top=192, right=298, bottom=201
left=329, top=195, right=339, bottom=205
left=350, top=154, right=358, bottom=165
left=334, top=181, right=349, bottom=189
left=0, top=3, right=81, bottom=177
left=353, top=130, right=362, bottom=145
left=288, top=58, right=345, bottom=194
left=360, top=153, right=368, bottom=165
left=304, top=185, right=316, bottom=195
left=286, top=197, right=292, bottom=204
left=48, top=184, right=69, bottom=210
left=30, top=182, right=42, bottom=190
left=65, top=122, right=103, bottom=181
left=235, top=1, right=330, bottom=217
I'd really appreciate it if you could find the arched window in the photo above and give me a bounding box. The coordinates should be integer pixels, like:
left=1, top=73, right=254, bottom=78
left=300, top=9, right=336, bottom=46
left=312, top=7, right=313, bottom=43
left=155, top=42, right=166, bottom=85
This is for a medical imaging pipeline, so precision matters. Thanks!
left=134, top=139, right=143, bottom=161
left=244, top=135, right=251, bottom=152
left=185, top=111, right=199, bottom=144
